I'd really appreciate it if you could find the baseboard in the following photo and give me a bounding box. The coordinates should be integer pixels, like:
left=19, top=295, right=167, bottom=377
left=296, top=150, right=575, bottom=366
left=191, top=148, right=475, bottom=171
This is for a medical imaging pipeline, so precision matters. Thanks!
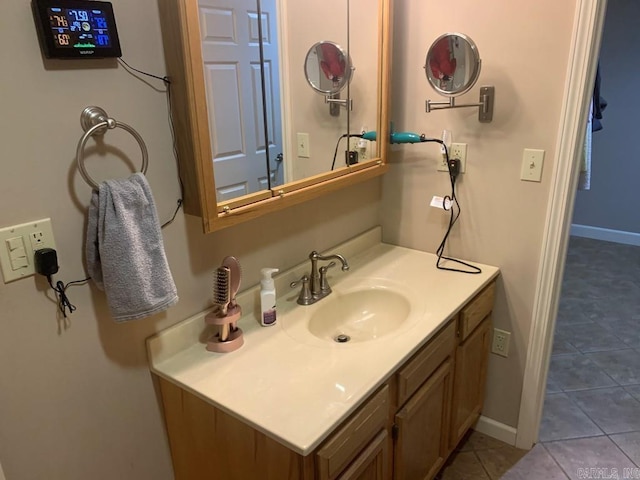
left=474, top=416, right=518, bottom=447
left=570, top=224, right=640, bottom=246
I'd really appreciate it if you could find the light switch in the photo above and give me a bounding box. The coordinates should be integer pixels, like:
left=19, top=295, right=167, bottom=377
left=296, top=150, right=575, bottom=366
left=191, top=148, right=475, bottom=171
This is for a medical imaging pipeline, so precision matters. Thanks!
left=520, top=149, right=545, bottom=182
left=5, top=237, right=28, bottom=271
left=297, top=133, right=310, bottom=158
left=7, top=237, right=23, bottom=251
left=11, top=255, right=28, bottom=271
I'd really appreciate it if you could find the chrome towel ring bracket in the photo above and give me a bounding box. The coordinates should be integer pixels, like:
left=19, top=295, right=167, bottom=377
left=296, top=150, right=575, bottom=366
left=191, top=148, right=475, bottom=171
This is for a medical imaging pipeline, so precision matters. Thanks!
left=76, top=106, right=149, bottom=191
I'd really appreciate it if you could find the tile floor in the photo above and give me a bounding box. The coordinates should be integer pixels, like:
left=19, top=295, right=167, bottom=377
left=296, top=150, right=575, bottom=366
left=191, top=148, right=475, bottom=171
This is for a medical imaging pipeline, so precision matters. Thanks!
left=437, top=236, right=640, bottom=479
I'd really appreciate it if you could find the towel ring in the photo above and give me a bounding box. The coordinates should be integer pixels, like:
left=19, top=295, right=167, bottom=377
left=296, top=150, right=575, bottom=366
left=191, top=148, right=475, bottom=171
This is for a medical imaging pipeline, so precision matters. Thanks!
left=76, top=106, right=149, bottom=191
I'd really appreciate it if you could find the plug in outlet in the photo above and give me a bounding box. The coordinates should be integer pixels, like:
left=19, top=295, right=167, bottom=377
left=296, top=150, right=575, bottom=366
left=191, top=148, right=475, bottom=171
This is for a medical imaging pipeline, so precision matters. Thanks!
left=491, top=328, right=511, bottom=357
left=438, top=142, right=467, bottom=173
left=348, top=136, right=370, bottom=161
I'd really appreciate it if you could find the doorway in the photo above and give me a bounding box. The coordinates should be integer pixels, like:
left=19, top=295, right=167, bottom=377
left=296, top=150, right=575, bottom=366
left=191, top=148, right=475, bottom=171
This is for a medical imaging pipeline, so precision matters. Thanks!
left=514, top=0, right=608, bottom=450
left=537, top=0, right=640, bottom=461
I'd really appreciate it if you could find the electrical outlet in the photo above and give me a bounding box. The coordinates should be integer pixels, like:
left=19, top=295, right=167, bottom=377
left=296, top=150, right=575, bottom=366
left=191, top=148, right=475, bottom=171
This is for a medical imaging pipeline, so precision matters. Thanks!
left=438, top=142, right=467, bottom=173
left=348, top=137, right=370, bottom=161
left=491, top=328, right=511, bottom=357
left=0, top=218, right=56, bottom=283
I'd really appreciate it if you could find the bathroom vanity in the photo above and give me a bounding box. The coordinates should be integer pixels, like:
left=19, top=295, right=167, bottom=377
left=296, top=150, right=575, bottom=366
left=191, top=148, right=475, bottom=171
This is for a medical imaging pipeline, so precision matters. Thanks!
left=147, top=228, right=499, bottom=479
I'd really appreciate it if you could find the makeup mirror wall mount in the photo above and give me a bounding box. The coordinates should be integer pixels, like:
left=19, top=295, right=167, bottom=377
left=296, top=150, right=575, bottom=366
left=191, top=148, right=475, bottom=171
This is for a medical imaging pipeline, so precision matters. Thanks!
left=424, top=32, right=495, bottom=123
left=305, top=41, right=354, bottom=116
left=158, top=0, right=391, bottom=233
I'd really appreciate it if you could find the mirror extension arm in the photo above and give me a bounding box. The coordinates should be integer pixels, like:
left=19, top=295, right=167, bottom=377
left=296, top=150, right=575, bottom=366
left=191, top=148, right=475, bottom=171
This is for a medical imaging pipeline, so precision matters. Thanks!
left=425, top=86, right=495, bottom=123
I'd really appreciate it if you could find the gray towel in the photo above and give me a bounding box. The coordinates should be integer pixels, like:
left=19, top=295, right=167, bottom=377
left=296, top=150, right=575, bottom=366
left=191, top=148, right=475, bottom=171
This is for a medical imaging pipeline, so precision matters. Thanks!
left=86, top=173, right=178, bottom=322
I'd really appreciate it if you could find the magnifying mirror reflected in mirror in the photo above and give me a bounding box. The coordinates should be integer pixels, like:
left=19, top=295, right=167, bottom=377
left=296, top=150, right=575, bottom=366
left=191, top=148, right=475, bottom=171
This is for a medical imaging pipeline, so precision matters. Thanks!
left=425, top=33, right=481, bottom=97
left=305, top=41, right=353, bottom=95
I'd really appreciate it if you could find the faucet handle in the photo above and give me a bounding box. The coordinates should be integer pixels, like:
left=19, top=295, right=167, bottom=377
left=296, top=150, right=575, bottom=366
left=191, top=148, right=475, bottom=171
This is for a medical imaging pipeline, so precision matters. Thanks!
left=319, top=262, right=336, bottom=294
left=290, top=275, right=313, bottom=305
left=290, top=275, right=308, bottom=288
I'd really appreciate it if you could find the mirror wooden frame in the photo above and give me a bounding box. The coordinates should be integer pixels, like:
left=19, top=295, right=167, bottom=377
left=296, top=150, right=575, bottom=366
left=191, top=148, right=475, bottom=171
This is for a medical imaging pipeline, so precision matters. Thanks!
left=158, top=0, right=392, bottom=233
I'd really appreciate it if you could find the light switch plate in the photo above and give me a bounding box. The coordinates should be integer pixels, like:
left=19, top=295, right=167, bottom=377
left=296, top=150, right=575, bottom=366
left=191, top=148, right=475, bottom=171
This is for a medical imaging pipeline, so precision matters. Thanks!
left=0, top=218, right=56, bottom=283
left=521, top=148, right=545, bottom=182
left=297, top=133, right=310, bottom=158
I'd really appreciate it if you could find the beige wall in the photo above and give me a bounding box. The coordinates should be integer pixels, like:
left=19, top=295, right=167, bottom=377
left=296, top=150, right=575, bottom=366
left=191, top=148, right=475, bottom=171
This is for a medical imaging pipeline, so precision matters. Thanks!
left=382, top=0, right=577, bottom=427
left=0, top=1, right=381, bottom=478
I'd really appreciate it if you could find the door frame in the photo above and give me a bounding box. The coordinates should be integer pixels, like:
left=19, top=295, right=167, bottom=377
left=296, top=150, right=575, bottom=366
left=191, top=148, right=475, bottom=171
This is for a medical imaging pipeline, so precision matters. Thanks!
left=515, top=0, right=608, bottom=449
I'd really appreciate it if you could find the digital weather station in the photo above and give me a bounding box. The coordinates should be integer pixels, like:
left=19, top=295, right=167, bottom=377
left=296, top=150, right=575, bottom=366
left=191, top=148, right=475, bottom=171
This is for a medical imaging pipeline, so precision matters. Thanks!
left=32, top=0, right=121, bottom=59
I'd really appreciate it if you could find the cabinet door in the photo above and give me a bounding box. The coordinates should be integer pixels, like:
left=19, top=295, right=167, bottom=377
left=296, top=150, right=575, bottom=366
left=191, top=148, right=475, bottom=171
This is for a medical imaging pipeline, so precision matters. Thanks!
left=317, top=385, right=389, bottom=480
left=393, top=359, right=453, bottom=480
left=337, top=430, right=389, bottom=480
left=450, top=316, right=491, bottom=448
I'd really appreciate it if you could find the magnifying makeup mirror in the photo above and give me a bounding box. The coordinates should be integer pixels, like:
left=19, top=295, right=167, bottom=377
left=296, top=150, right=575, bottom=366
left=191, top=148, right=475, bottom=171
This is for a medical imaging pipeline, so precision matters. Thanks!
left=425, top=33, right=481, bottom=96
left=424, top=33, right=494, bottom=122
left=305, top=41, right=354, bottom=116
left=305, top=41, right=353, bottom=94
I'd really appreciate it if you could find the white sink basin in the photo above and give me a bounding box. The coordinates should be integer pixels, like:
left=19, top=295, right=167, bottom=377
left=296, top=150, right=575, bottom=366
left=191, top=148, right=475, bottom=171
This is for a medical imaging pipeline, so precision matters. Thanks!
left=308, top=288, right=411, bottom=343
left=281, top=277, right=425, bottom=347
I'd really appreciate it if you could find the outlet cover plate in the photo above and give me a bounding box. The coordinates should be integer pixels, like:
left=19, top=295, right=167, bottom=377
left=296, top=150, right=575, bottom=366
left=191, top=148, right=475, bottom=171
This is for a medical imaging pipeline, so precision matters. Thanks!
left=491, top=328, right=511, bottom=357
left=438, top=142, right=467, bottom=173
left=0, top=218, right=56, bottom=283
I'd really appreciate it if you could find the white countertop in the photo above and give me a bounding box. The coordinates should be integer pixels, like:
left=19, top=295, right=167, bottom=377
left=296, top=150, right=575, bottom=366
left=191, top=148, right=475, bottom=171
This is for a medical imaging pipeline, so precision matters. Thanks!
left=147, top=228, right=499, bottom=456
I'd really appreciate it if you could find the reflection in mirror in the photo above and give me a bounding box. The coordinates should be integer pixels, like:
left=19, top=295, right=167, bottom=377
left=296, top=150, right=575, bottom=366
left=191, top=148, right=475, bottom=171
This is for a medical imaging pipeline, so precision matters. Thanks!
left=197, top=0, right=283, bottom=203
left=425, top=33, right=481, bottom=97
left=304, top=41, right=352, bottom=94
left=157, top=0, right=390, bottom=232
left=283, top=0, right=380, bottom=181
left=305, top=41, right=353, bottom=118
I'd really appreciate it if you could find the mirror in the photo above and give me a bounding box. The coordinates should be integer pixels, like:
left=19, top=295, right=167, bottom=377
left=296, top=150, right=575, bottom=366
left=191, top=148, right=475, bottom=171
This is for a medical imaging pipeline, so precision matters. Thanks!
left=423, top=32, right=494, bottom=123
left=157, top=0, right=391, bottom=232
left=425, top=33, right=481, bottom=97
left=305, top=41, right=353, bottom=95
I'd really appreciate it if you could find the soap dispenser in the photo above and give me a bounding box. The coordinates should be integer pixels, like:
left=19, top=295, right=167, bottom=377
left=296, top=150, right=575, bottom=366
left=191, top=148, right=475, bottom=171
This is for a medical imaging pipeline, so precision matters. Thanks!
left=260, top=268, right=279, bottom=326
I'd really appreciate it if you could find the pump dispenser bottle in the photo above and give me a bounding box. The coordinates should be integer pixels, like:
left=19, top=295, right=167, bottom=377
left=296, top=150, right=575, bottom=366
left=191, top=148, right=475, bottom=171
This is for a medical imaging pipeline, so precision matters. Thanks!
left=260, top=268, right=279, bottom=326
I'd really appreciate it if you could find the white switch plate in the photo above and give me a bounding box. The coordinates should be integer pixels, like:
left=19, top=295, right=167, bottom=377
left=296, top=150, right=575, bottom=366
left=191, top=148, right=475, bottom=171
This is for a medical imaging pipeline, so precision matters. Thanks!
left=297, top=133, right=310, bottom=158
left=438, top=142, right=467, bottom=173
left=0, top=218, right=56, bottom=283
left=521, top=148, right=545, bottom=182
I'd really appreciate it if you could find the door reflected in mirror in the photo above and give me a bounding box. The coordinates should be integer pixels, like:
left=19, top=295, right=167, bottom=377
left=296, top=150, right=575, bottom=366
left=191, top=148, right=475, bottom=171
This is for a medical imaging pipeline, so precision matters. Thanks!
left=198, top=0, right=283, bottom=202
left=425, top=33, right=481, bottom=97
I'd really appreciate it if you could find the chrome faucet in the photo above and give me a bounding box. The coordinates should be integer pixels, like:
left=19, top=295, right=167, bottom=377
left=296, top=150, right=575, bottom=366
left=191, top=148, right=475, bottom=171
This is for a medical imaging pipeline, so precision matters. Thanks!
left=290, top=251, right=349, bottom=305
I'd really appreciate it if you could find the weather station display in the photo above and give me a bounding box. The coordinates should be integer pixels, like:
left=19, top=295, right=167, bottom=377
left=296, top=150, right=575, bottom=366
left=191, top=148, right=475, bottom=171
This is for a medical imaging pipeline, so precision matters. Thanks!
left=32, top=0, right=121, bottom=59
left=49, top=8, right=112, bottom=49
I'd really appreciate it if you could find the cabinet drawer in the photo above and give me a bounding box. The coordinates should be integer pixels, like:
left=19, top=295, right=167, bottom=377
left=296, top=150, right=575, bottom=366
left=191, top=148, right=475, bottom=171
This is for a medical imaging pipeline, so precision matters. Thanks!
left=459, top=282, right=495, bottom=341
left=317, top=384, right=389, bottom=480
left=396, top=320, right=455, bottom=407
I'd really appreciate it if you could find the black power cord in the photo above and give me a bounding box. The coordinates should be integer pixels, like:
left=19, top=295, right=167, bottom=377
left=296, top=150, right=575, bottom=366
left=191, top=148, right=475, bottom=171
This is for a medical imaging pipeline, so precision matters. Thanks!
left=331, top=133, right=352, bottom=171
left=433, top=142, right=481, bottom=275
left=117, top=57, right=184, bottom=229
left=47, top=276, right=91, bottom=318
left=35, top=248, right=90, bottom=318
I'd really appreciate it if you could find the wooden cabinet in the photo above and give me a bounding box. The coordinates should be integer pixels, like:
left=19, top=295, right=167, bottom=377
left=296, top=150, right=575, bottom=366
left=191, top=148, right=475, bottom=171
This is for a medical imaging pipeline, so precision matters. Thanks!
left=394, top=359, right=453, bottom=480
left=450, top=282, right=495, bottom=449
left=337, top=431, right=389, bottom=480
left=392, top=320, right=456, bottom=480
left=156, top=280, right=496, bottom=480
left=316, top=385, right=390, bottom=480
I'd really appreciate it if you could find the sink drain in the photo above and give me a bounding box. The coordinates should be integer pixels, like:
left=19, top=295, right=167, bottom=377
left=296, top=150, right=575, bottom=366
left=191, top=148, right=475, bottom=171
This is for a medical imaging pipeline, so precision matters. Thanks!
left=334, top=334, right=351, bottom=343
